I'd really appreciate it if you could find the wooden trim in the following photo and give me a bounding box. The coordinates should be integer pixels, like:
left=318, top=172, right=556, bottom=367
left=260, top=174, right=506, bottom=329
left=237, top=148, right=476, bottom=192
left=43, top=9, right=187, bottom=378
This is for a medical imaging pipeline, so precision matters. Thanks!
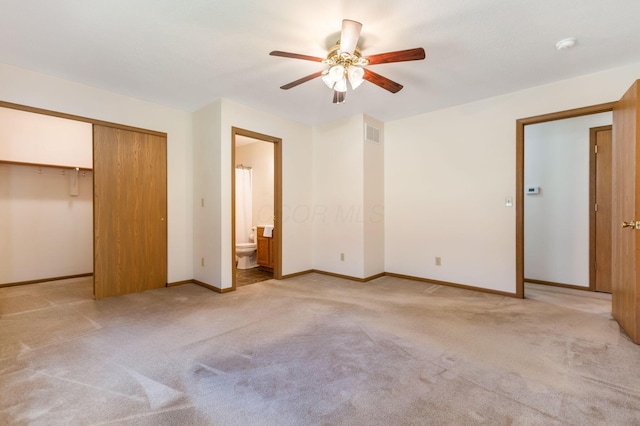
left=310, top=270, right=368, bottom=282
left=193, top=279, right=235, bottom=293
left=311, top=270, right=386, bottom=283
left=516, top=115, right=525, bottom=299
left=274, top=138, right=283, bottom=281
left=516, top=102, right=615, bottom=300
left=589, top=125, right=613, bottom=292
left=364, top=272, right=386, bottom=282
left=231, top=130, right=237, bottom=290
left=167, top=279, right=235, bottom=293
left=0, top=100, right=167, bottom=137
left=589, top=127, right=597, bottom=291
left=281, top=270, right=314, bottom=279
left=231, top=127, right=283, bottom=291
left=385, top=272, right=517, bottom=298
left=0, top=159, right=92, bottom=171
left=166, top=279, right=193, bottom=287
left=284, top=269, right=514, bottom=296
left=517, top=102, right=617, bottom=126
left=0, top=273, right=93, bottom=288
left=525, top=278, right=593, bottom=291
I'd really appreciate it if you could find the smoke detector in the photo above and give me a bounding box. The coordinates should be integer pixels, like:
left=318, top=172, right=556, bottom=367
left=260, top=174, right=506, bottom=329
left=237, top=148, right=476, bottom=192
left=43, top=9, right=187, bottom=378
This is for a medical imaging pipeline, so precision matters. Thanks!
left=555, top=38, right=577, bottom=51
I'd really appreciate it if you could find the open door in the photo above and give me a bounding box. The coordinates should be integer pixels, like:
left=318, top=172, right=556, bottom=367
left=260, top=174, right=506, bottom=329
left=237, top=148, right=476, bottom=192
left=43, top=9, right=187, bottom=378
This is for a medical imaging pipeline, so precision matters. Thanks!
left=612, top=80, right=640, bottom=343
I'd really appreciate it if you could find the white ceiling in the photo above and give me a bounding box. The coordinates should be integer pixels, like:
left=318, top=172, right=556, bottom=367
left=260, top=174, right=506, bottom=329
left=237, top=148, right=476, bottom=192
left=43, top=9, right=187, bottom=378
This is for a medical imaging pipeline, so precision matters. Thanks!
left=2, top=0, right=640, bottom=126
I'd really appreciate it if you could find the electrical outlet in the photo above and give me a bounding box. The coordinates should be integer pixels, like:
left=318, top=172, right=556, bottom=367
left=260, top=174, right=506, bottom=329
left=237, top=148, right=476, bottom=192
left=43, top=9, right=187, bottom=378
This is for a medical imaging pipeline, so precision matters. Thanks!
left=340, top=253, right=345, bottom=261
left=201, top=257, right=205, bottom=267
left=435, top=257, right=441, bottom=266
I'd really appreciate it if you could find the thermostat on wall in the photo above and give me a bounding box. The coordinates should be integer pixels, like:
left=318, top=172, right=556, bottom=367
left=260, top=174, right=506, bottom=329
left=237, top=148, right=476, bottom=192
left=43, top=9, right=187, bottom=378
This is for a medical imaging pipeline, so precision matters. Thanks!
left=526, top=186, right=540, bottom=195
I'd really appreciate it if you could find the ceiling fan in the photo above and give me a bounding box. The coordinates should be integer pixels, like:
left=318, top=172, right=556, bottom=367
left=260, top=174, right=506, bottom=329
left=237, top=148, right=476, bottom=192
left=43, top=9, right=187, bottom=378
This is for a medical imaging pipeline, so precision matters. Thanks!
left=270, top=19, right=426, bottom=104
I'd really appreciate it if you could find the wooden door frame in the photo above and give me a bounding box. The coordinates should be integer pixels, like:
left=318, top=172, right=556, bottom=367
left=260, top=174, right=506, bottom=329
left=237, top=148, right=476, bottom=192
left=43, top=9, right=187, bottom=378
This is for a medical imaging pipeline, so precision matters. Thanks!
left=590, top=125, right=613, bottom=292
left=231, top=127, right=282, bottom=290
left=515, top=102, right=616, bottom=298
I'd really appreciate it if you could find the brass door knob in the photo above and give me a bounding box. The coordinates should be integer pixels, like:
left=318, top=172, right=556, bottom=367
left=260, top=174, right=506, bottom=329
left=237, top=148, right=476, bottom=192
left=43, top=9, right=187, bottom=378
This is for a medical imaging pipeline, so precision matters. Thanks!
left=622, top=221, right=637, bottom=228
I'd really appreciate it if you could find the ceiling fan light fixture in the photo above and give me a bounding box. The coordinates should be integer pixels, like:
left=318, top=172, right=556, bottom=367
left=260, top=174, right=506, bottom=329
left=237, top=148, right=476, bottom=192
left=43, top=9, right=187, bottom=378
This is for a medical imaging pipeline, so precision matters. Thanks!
left=270, top=20, right=426, bottom=104
left=348, top=66, right=364, bottom=89
left=322, top=73, right=335, bottom=89
left=334, top=76, right=348, bottom=92
left=329, top=64, right=345, bottom=80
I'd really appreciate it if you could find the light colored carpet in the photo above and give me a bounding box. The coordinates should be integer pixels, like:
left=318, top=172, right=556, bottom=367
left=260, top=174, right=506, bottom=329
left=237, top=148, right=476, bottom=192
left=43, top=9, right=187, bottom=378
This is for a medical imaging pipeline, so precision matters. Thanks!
left=1, top=275, right=639, bottom=425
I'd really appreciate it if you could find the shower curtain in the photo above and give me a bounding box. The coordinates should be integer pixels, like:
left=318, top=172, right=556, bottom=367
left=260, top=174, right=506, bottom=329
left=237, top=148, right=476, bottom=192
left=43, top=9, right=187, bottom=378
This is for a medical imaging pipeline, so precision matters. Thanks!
left=235, top=168, right=252, bottom=243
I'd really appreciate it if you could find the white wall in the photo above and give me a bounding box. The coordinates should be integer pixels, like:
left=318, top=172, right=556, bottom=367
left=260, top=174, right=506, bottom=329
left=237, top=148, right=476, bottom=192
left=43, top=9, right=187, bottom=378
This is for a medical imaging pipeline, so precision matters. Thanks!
left=0, top=62, right=194, bottom=283
left=193, top=99, right=314, bottom=289
left=524, top=113, right=612, bottom=287
left=193, top=100, right=223, bottom=286
left=386, top=62, right=640, bottom=294
left=236, top=141, right=275, bottom=227
left=312, top=113, right=385, bottom=279
left=0, top=107, right=92, bottom=168
left=312, top=114, right=365, bottom=277
left=4, top=58, right=640, bottom=294
left=0, top=106, right=94, bottom=283
left=363, top=115, right=385, bottom=278
left=0, top=164, right=93, bottom=283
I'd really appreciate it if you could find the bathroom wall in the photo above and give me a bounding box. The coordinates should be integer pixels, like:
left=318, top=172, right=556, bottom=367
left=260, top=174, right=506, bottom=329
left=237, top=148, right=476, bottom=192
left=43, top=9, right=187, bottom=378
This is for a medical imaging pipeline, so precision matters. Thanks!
left=524, top=112, right=612, bottom=287
left=235, top=140, right=275, bottom=228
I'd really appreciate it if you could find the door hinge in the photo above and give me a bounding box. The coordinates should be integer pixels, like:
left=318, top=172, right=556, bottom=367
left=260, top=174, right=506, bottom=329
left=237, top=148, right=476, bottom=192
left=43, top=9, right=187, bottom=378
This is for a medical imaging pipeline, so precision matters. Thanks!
left=594, top=203, right=598, bottom=212
left=595, top=145, right=598, bottom=154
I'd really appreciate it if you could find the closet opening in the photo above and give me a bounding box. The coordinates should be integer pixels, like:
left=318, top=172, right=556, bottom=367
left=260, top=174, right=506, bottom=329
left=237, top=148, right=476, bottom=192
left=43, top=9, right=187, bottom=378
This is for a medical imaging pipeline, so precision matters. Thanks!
left=0, top=101, right=167, bottom=300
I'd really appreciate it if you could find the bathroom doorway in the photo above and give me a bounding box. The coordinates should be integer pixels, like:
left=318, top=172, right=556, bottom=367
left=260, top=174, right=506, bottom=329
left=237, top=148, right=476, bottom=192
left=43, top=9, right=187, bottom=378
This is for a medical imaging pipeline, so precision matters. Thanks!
left=231, top=127, right=282, bottom=289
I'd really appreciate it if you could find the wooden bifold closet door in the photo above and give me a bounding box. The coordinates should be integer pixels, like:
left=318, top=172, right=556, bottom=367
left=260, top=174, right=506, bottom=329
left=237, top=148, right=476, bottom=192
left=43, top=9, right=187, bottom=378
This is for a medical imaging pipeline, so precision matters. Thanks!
left=93, top=125, right=167, bottom=299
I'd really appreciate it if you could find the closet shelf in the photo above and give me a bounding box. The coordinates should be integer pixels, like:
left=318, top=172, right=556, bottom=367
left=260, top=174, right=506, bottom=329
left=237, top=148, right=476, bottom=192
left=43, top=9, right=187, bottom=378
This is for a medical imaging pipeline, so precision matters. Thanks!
left=0, top=159, right=92, bottom=171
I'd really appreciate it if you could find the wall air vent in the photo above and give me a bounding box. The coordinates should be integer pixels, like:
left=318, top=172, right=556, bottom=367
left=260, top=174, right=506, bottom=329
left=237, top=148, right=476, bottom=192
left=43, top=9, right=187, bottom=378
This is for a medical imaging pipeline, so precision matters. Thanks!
left=365, top=123, right=380, bottom=143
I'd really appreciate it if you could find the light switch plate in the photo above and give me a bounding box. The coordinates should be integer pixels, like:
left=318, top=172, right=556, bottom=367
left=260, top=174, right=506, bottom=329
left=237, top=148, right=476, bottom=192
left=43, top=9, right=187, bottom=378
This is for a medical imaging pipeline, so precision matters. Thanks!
left=505, top=196, right=513, bottom=207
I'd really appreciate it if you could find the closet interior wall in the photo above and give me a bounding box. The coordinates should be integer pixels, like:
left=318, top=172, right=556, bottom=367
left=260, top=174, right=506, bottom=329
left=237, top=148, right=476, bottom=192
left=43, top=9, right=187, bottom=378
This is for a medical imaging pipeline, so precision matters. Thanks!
left=0, top=106, right=93, bottom=286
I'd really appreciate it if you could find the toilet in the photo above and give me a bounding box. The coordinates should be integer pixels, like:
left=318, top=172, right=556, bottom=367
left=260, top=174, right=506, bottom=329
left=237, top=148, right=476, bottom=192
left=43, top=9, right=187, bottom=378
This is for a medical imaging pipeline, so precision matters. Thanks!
left=236, top=226, right=257, bottom=269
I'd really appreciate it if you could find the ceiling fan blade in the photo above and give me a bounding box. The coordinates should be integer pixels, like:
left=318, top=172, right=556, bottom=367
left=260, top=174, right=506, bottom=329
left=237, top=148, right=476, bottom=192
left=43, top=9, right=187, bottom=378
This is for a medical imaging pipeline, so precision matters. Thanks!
left=279, top=70, right=324, bottom=90
left=333, top=90, right=346, bottom=104
left=366, top=48, right=426, bottom=65
left=270, top=51, right=325, bottom=62
left=338, top=19, right=362, bottom=55
left=363, top=69, right=403, bottom=93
